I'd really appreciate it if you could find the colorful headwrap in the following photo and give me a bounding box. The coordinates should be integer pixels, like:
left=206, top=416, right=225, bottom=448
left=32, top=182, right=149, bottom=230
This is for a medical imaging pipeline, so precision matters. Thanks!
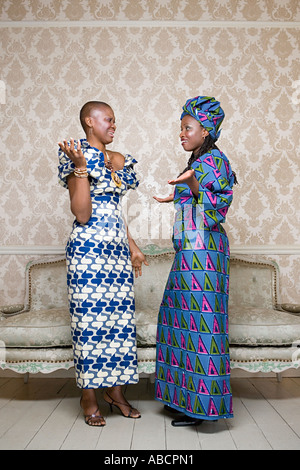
left=181, top=96, right=225, bottom=141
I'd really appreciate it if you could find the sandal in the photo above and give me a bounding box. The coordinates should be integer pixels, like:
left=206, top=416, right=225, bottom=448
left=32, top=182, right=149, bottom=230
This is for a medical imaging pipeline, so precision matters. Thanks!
left=83, top=408, right=106, bottom=427
left=80, top=397, right=106, bottom=427
left=104, top=391, right=141, bottom=419
left=164, top=404, right=183, bottom=414
left=171, top=415, right=203, bottom=427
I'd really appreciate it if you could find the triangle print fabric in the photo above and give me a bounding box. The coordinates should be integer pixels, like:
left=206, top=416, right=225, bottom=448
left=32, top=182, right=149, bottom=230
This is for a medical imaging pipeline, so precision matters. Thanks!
left=155, top=149, right=235, bottom=420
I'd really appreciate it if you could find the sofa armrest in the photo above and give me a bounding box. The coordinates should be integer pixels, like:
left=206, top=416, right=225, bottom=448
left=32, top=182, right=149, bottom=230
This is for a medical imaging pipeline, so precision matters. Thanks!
left=0, top=304, right=26, bottom=317
left=280, top=303, right=300, bottom=315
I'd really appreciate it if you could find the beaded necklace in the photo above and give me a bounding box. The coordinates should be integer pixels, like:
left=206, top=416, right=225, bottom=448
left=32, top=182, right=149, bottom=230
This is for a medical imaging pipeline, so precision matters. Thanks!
left=104, top=152, right=122, bottom=188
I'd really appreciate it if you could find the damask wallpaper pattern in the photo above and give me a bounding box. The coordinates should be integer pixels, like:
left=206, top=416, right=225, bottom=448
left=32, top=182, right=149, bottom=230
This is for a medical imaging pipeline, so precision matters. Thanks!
left=0, top=0, right=299, bottom=21
left=0, top=0, right=299, bottom=305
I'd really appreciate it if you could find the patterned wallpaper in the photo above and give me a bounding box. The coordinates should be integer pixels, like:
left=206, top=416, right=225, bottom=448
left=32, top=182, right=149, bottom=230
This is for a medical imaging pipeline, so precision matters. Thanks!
left=0, top=0, right=299, bottom=21
left=0, top=0, right=299, bottom=305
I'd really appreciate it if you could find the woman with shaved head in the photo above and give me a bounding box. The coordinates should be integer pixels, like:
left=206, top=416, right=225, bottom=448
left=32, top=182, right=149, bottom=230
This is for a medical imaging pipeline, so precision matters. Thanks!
left=58, top=101, right=148, bottom=426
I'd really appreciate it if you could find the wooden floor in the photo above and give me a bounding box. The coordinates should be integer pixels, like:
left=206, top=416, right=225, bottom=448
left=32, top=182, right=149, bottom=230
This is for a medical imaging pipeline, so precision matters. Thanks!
left=0, top=374, right=300, bottom=450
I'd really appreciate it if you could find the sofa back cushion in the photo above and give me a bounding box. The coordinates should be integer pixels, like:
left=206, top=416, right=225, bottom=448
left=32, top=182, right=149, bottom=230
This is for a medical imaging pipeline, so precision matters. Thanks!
left=134, top=252, right=174, bottom=313
left=27, top=258, right=69, bottom=311
left=229, top=257, right=279, bottom=310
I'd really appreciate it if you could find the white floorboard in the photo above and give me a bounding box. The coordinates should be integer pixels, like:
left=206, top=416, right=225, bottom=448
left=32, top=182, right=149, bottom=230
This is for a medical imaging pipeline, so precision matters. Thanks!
left=0, top=375, right=300, bottom=450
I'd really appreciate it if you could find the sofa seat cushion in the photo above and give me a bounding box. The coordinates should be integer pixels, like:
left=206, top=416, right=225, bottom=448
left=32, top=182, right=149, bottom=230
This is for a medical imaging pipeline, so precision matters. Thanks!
left=137, top=347, right=156, bottom=362
left=229, top=306, right=300, bottom=346
left=135, top=309, right=157, bottom=347
left=229, top=345, right=300, bottom=363
left=136, top=303, right=300, bottom=348
left=1, top=306, right=158, bottom=349
left=2, top=347, right=74, bottom=363
left=0, top=308, right=72, bottom=348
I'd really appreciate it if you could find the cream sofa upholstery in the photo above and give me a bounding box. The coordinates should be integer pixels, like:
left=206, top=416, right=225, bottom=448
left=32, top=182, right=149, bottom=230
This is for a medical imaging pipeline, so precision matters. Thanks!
left=1, top=246, right=300, bottom=379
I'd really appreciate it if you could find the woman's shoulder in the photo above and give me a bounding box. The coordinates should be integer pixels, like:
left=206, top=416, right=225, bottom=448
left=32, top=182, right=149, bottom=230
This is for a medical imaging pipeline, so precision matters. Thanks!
left=108, top=150, right=125, bottom=160
left=210, top=147, right=229, bottom=162
left=108, top=150, right=124, bottom=158
left=196, top=148, right=229, bottom=166
left=110, top=152, right=138, bottom=169
left=106, top=150, right=125, bottom=171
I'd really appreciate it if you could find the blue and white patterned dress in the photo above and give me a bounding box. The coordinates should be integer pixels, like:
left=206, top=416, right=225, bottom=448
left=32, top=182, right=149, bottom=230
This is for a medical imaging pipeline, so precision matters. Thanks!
left=58, top=139, right=139, bottom=389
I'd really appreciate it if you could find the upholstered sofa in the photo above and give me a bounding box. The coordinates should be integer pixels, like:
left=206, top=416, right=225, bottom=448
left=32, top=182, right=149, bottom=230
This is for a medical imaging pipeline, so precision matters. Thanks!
left=1, top=245, right=300, bottom=380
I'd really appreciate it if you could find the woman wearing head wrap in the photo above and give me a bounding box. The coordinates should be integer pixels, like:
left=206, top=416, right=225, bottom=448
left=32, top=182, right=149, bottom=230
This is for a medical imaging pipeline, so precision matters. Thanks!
left=154, top=96, right=236, bottom=426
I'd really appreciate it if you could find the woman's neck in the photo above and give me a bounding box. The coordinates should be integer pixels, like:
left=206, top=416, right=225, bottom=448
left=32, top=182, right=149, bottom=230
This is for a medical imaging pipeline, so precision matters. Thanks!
left=86, top=136, right=106, bottom=153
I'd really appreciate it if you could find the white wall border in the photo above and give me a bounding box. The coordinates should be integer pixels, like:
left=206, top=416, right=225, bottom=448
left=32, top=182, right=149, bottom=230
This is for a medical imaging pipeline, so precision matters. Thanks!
left=0, top=245, right=300, bottom=255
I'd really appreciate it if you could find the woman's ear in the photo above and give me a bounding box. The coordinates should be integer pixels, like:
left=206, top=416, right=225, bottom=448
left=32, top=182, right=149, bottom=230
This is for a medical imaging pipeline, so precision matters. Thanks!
left=85, top=116, right=93, bottom=129
left=202, top=127, right=209, bottom=138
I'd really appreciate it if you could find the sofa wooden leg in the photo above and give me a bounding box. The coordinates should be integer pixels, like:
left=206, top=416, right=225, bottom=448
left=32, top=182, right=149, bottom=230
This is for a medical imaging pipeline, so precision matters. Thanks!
left=149, top=372, right=155, bottom=383
left=276, top=373, right=282, bottom=382
left=24, top=372, right=29, bottom=384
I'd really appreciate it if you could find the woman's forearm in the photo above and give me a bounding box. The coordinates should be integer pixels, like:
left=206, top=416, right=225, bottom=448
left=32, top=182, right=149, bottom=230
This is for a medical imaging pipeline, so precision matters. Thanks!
left=68, top=173, right=92, bottom=225
left=59, top=139, right=92, bottom=225
left=126, top=225, right=139, bottom=254
left=186, top=176, right=199, bottom=199
left=126, top=224, right=149, bottom=277
left=169, top=169, right=199, bottom=198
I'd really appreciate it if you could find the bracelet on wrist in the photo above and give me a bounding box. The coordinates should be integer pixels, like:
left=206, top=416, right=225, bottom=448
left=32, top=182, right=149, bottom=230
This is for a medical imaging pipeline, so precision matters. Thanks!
left=74, top=167, right=88, bottom=178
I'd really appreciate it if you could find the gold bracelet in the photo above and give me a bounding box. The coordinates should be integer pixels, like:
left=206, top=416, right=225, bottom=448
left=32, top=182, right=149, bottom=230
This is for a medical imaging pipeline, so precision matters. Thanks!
left=74, top=168, right=88, bottom=178
left=74, top=173, right=88, bottom=178
left=74, top=167, right=87, bottom=173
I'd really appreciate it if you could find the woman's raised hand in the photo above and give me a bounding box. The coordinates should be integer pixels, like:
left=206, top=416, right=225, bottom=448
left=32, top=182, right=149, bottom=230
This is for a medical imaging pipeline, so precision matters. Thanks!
left=58, top=138, right=87, bottom=169
left=167, top=169, right=195, bottom=185
left=153, top=194, right=174, bottom=203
